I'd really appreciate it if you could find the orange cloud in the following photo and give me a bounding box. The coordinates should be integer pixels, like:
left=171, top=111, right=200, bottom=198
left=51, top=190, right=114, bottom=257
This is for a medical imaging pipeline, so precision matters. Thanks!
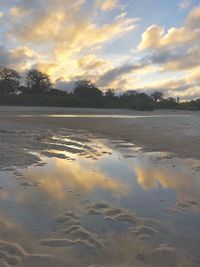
left=78, top=54, right=109, bottom=70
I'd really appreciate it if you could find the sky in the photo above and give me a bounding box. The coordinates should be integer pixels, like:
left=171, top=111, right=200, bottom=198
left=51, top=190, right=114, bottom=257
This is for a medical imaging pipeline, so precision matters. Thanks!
left=0, top=0, right=200, bottom=100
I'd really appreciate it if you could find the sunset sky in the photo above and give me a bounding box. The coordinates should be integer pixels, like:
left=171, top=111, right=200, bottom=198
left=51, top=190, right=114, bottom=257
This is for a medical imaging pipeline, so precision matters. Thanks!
left=0, top=0, right=200, bottom=100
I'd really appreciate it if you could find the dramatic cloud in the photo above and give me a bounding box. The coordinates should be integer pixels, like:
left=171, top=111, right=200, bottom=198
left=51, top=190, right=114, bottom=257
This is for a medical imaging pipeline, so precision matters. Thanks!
left=97, top=63, right=144, bottom=87
left=7, top=0, right=137, bottom=57
left=0, top=1, right=200, bottom=100
left=133, top=5, right=200, bottom=100
left=145, top=45, right=200, bottom=71
left=0, top=0, right=139, bottom=84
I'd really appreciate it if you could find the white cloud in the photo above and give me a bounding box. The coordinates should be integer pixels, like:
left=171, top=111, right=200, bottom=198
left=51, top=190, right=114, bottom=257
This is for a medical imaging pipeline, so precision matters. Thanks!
left=179, top=0, right=192, bottom=10
left=138, top=6, right=200, bottom=51
left=96, top=0, right=120, bottom=11
left=0, top=1, right=200, bottom=100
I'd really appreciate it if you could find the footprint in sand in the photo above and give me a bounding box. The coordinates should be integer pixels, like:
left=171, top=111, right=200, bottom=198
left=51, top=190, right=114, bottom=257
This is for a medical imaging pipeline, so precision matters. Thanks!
left=149, top=244, right=181, bottom=267
left=86, top=202, right=138, bottom=224
left=20, top=181, right=41, bottom=187
left=0, top=239, right=51, bottom=267
left=168, top=199, right=200, bottom=213
left=86, top=201, right=167, bottom=244
left=40, top=210, right=105, bottom=251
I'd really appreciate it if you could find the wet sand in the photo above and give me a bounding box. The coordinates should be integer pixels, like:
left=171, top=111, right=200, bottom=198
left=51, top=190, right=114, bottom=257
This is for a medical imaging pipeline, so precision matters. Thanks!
left=0, top=108, right=200, bottom=267
left=0, top=106, right=200, bottom=163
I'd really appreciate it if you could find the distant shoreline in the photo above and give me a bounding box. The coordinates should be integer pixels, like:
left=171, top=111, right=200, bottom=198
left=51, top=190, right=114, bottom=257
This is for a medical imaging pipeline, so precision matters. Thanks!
left=0, top=104, right=199, bottom=112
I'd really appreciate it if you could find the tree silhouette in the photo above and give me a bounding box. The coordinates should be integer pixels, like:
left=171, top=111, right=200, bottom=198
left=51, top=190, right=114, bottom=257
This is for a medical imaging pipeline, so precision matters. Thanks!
left=0, top=65, right=199, bottom=110
left=0, top=67, right=21, bottom=95
left=132, top=93, right=154, bottom=110
left=105, top=89, right=115, bottom=98
left=150, top=91, right=163, bottom=102
left=74, top=80, right=102, bottom=97
left=26, top=69, right=51, bottom=94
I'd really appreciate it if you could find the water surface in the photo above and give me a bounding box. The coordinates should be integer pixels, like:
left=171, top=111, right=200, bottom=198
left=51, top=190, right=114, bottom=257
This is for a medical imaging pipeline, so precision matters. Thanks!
left=19, top=114, right=193, bottom=119
left=0, top=132, right=200, bottom=267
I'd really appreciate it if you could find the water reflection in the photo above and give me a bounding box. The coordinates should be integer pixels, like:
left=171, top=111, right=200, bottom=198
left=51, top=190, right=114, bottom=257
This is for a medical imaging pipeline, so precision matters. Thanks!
left=0, top=134, right=200, bottom=267
left=19, top=114, right=193, bottom=119
left=25, top=158, right=129, bottom=200
left=134, top=158, right=200, bottom=201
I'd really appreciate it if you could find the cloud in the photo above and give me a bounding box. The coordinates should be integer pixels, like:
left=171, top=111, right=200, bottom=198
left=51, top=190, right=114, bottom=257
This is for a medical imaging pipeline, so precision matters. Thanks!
left=145, top=45, right=200, bottom=71
left=0, top=45, right=40, bottom=70
left=134, top=5, right=200, bottom=101
left=162, top=46, right=200, bottom=71
left=137, top=69, right=200, bottom=101
left=101, top=76, right=138, bottom=90
left=50, top=15, right=138, bottom=66
left=2, top=0, right=139, bottom=85
left=115, top=12, right=128, bottom=21
left=0, top=46, right=11, bottom=67
left=186, top=66, right=200, bottom=83
left=96, top=0, right=120, bottom=11
left=78, top=54, right=109, bottom=70
left=179, top=0, right=192, bottom=10
left=138, top=24, right=199, bottom=51
left=97, top=63, right=143, bottom=87
left=178, top=86, right=200, bottom=101
left=0, top=1, right=200, bottom=101
left=7, top=1, right=137, bottom=57
left=33, top=62, right=62, bottom=79
left=186, top=5, right=200, bottom=28
left=0, top=0, right=139, bottom=88
left=138, top=6, right=200, bottom=51
left=9, top=6, right=29, bottom=17
left=54, top=78, right=76, bottom=92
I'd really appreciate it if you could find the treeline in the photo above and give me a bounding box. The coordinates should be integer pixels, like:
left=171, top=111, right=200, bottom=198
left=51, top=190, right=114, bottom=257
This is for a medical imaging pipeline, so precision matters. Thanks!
left=0, top=66, right=199, bottom=110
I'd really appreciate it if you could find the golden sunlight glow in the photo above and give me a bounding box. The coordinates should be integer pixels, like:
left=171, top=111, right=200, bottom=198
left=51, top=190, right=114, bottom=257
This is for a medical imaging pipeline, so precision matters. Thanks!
left=0, top=1, right=199, bottom=99
left=25, top=158, right=129, bottom=200
left=134, top=162, right=200, bottom=200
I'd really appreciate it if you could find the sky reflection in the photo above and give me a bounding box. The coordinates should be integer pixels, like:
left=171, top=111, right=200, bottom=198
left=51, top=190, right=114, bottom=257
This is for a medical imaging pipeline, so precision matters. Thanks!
left=0, top=135, right=200, bottom=266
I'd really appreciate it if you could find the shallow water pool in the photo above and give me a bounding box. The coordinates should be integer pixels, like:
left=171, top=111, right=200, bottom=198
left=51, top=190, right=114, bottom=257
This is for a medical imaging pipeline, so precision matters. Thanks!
left=0, top=132, right=200, bottom=267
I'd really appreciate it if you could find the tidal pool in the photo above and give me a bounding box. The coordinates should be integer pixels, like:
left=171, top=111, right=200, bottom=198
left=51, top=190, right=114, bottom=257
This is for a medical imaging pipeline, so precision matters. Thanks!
left=0, top=132, right=200, bottom=267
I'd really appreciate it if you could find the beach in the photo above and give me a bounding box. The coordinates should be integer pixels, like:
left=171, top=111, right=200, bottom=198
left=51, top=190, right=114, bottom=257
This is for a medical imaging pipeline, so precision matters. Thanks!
left=0, top=106, right=200, bottom=267
left=0, top=106, right=200, bottom=168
